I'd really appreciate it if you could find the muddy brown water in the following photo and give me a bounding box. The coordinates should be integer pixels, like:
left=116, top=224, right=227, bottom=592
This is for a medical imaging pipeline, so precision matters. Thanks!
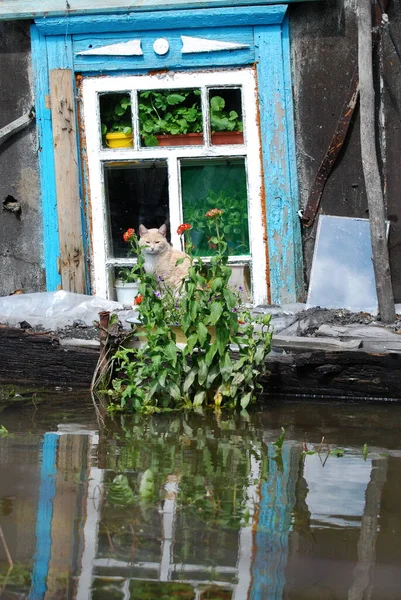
left=0, top=394, right=400, bottom=600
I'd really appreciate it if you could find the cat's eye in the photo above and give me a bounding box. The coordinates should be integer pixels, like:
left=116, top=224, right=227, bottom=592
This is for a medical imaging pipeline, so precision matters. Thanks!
left=155, top=241, right=160, bottom=244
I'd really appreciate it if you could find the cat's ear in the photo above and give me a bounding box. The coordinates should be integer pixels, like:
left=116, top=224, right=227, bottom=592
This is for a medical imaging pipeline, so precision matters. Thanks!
left=139, top=224, right=148, bottom=237
left=158, top=224, right=167, bottom=237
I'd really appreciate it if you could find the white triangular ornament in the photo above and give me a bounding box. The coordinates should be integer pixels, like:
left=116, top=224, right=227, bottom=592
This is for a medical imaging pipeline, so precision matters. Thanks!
left=181, top=35, right=249, bottom=54
left=78, top=40, right=143, bottom=56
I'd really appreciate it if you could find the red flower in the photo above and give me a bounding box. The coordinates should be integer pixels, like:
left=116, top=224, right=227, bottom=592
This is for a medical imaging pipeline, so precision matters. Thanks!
left=177, top=223, right=192, bottom=235
left=205, top=208, right=224, bottom=219
left=134, top=294, right=144, bottom=305
left=238, top=320, right=246, bottom=325
left=123, top=228, right=135, bottom=242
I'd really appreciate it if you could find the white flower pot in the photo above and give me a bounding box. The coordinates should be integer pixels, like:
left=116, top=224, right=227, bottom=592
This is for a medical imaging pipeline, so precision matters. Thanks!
left=114, top=280, right=140, bottom=306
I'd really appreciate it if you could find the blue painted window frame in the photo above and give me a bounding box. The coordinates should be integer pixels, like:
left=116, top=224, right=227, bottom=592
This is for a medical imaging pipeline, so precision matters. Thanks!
left=31, top=3, right=302, bottom=304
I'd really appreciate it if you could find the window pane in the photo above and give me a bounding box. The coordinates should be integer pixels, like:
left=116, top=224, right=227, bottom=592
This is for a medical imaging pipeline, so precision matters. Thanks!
left=99, top=92, right=133, bottom=149
left=209, top=88, right=244, bottom=146
left=181, top=158, right=250, bottom=257
left=138, top=88, right=203, bottom=148
left=104, top=161, right=169, bottom=258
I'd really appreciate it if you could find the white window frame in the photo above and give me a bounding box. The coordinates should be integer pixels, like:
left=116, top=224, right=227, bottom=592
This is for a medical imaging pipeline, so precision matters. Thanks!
left=82, top=68, right=267, bottom=304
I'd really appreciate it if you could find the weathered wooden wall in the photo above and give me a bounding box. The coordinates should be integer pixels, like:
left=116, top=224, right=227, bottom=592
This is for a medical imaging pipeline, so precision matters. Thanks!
left=290, top=0, right=401, bottom=302
left=0, top=21, right=44, bottom=296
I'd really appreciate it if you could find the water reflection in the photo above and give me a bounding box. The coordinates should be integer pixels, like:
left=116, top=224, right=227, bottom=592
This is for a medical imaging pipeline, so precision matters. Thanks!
left=0, top=403, right=400, bottom=599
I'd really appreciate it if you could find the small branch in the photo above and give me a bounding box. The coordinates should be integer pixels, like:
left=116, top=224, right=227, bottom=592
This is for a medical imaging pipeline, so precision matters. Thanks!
left=0, top=525, right=13, bottom=568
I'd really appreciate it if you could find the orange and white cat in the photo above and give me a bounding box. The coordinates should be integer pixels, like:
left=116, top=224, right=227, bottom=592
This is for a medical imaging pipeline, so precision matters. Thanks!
left=139, top=224, right=190, bottom=289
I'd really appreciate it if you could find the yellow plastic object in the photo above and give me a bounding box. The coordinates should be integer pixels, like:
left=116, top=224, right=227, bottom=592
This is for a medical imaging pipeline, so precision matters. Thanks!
left=105, top=132, right=133, bottom=148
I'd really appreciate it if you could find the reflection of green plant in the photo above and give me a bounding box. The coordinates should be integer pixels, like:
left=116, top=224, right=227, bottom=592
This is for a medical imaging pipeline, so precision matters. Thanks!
left=107, top=474, right=135, bottom=506
left=0, top=425, right=8, bottom=436
left=210, top=95, right=243, bottom=133
left=138, top=89, right=202, bottom=147
left=273, top=427, right=286, bottom=451
left=0, top=563, right=31, bottom=589
left=184, top=188, right=249, bottom=257
left=100, top=94, right=132, bottom=136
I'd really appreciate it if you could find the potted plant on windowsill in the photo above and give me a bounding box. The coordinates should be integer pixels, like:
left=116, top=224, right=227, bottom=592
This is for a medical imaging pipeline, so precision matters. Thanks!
left=101, top=94, right=133, bottom=148
left=114, top=228, right=142, bottom=305
left=210, top=95, right=244, bottom=145
left=139, top=89, right=203, bottom=147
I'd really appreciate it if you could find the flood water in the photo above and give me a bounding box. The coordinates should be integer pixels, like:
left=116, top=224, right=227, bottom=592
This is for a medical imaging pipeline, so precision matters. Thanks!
left=0, top=394, right=401, bottom=600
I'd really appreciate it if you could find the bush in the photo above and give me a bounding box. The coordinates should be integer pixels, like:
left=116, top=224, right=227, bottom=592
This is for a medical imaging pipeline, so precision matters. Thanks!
left=102, top=211, right=272, bottom=413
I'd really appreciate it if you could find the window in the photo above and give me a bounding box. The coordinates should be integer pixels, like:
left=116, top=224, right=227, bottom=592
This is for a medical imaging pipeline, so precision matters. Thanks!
left=82, top=69, right=267, bottom=304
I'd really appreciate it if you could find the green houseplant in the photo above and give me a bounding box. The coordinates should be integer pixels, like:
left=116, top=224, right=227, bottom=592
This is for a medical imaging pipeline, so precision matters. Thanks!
left=210, top=95, right=243, bottom=145
left=101, top=211, right=272, bottom=413
left=114, top=228, right=143, bottom=305
left=100, top=94, right=133, bottom=148
left=138, top=89, right=203, bottom=147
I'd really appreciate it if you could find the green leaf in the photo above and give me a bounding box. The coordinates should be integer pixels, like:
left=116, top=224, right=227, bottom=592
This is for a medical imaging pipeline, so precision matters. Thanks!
left=211, top=277, right=223, bottom=292
left=197, top=322, right=208, bottom=345
left=186, top=333, right=198, bottom=353
left=209, top=302, right=223, bottom=325
left=211, top=95, right=225, bottom=111
left=240, top=392, right=252, bottom=410
left=167, top=382, right=181, bottom=401
left=205, top=342, right=218, bottom=366
left=183, top=367, right=198, bottom=392
left=193, top=390, right=206, bottom=407
left=167, top=93, right=186, bottom=105
left=197, top=359, right=208, bottom=386
left=144, top=135, right=158, bottom=147
left=164, top=342, right=177, bottom=366
left=206, top=365, right=220, bottom=386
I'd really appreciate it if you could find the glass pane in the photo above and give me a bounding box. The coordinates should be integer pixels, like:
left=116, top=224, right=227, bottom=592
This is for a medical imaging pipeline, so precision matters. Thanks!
left=99, top=92, right=133, bottom=149
left=209, top=88, right=244, bottom=146
left=138, top=88, right=203, bottom=148
left=307, top=216, right=387, bottom=314
left=104, top=161, right=169, bottom=258
left=181, top=158, right=250, bottom=257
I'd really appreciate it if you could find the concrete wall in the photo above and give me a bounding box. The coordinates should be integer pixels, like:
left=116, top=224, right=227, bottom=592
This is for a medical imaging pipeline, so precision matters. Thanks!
left=290, top=0, right=401, bottom=302
left=0, top=20, right=44, bottom=296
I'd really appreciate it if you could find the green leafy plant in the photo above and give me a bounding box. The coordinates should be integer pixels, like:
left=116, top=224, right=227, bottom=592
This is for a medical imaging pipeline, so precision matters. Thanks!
left=116, top=228, right=144, bottom=283
left=184, top=189, right=249, bottom=256
left=210, top=95, right=243, bottom=133
left=138, top=88, right=202, bottom=147
left=0, top=425, right=8, bottom=436
left=103, top=210, right=272, bottom=413
left=100, top=93, right=132, bottom=136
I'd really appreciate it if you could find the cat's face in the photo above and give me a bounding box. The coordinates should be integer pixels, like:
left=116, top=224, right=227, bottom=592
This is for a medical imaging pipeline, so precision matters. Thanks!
left=139, top=224, right=169, bottom=255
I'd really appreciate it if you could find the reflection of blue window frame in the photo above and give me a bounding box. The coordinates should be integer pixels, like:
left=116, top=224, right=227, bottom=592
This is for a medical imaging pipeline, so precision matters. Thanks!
left=31, top=4, right=302, bottom=304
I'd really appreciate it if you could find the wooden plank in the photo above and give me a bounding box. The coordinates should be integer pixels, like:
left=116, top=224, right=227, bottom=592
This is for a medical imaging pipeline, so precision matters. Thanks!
left=0, top=111, right=34, bottom=147
left=49, top=68, right=86, bottom=294
left=255, top=25, right=303, bottom=304
left=0, top=327, right=98, bottom=387
left=35, top=6, right=287, bottom=35
left=261, top=350, right=401, bottom=400
left=317, top=323, right=401, bottom=341
left=272, top=335, right=362, bottom=351
left=0, top=0, right=317, bottom=21
left=31, top=25, right=62, bottom=291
